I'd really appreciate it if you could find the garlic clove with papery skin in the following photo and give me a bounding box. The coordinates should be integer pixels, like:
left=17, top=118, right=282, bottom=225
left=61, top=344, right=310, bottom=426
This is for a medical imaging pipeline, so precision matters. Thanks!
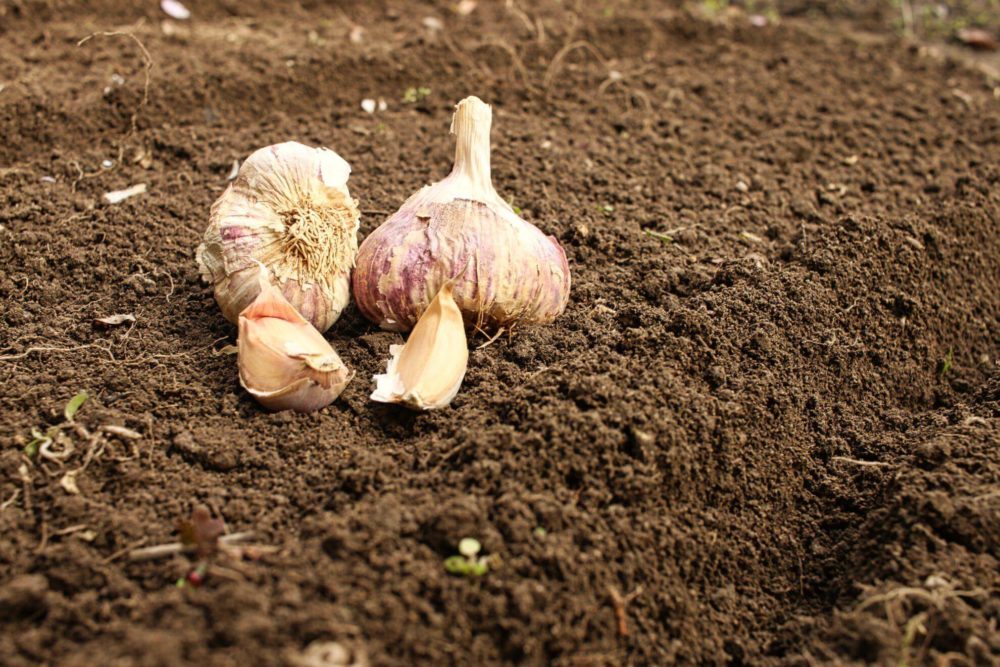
left=352, top=96, right=570, bottom=333
left=371, top=282, right=468, bottom=410
left=238, top=282, right=352, bottom=413
left=198, top=142, right=360, bottom=333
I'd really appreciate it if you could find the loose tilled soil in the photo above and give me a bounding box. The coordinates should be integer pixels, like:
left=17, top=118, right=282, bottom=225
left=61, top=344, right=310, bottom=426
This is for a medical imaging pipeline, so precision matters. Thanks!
left=1, top=1, right=998, bottom=665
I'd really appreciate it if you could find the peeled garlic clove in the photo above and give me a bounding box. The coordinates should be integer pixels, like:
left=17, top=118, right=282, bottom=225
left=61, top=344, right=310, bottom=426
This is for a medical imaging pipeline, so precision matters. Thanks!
left=353, top=96, right=570, bottom=332
left=198, top=142, right=360, bottom=332
left=238, top=282, right=352, bottom=412
left=371, top=282, right=468, bottom=410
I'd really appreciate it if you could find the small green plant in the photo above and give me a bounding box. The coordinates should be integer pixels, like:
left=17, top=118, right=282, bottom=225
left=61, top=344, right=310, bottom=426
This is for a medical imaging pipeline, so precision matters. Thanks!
left=23, top=391, right=88, bottom=458
left=507, top=196, right=522, bottom=216
left=532, top=526, right=547, bottom=538
left=599, top=204, right=614, bottom=216
left=402, top=86, right=431, bottom=104
left=938, top=347, right=954, bottom=379
left=643, top=229, right=672, bottom=245
left=444, top=537, right=491, bottom=577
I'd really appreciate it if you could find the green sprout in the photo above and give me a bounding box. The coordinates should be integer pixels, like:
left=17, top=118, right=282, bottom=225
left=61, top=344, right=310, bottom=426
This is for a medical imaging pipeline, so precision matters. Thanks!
left=444, top=537, right=492, bottom=577
left=532, top=526, right=547, bottom=538
left=23, top=392, right=88, bottom=458
left=938, top=347, right=954, bottom=379
left=64, top=391, right=88, bottom=421
left=402, top=86, right=431, bottom=104
left=644, top=229, right=672, bottom=245
left=507, top=197, right=522, bottom=216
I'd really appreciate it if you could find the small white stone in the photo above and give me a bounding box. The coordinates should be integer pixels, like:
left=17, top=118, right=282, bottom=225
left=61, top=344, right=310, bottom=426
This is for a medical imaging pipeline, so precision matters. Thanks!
left=361, top=99, right=376, bottom=114
left=160, top=0, right=191, bottom=20
left=422, top=16, right=444, bottom=31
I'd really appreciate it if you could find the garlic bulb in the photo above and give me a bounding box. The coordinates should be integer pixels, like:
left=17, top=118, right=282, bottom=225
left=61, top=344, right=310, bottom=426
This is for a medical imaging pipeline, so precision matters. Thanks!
left=238, top=279, right=352, bottom=412
left=353, top=96, right=570, bottom=332
left=198, top=142, right=360, bottom=332
left=371, top=282, right=468, bottom=410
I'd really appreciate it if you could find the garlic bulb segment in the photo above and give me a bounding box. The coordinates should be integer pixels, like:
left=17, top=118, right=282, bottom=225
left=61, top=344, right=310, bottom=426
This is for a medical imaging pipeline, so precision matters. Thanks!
left=371, top=282, right=468, bottom=410
left=238, top=282, right=352, bottom=413
left=353, top=96, right=570, bottom=332
left=198, top=142, right=360, bottom=332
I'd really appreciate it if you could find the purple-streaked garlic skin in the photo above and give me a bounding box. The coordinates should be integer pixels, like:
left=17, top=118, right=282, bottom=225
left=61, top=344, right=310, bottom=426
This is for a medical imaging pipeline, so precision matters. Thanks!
left=352, top=96, right=571, bottom=332
left=354, top=199, right=570, bottom=331
left=197, top=141, right=359, bottom=333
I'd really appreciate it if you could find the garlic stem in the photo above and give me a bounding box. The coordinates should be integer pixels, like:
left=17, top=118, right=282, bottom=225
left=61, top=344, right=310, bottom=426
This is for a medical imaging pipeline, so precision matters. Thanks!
left=449, top=96, right=494, bottom=195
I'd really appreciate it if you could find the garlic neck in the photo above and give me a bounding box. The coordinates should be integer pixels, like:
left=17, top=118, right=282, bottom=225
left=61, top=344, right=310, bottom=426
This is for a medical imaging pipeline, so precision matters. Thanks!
left=449, top=96, right=496, bottom=200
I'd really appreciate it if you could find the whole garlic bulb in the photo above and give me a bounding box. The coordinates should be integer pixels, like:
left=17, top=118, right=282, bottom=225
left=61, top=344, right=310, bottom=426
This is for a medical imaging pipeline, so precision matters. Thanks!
left=197, top=142, right=360, bottom=332
left=238, top=278, right=352, bottom=413
left=352, top=97, right=570, bottom=332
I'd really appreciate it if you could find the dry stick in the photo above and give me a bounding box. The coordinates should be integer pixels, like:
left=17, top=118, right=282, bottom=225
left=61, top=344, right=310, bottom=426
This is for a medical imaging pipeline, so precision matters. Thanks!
left=127, top=531, right=258, bottom=561
left=831, top=456, right=892, bottom=468
left=0, top=489, right=20, bottom=512
left=104, top=537, right=147, bottom=564
left=608, top=586, right=643, bottom=637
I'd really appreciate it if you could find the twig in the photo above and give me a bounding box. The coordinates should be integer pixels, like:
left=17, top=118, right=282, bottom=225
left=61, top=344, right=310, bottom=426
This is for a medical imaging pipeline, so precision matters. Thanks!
left=0, top=344, right=97, bottom=361
left=831, top=456, right=892, bottom=468
left=0, top=489, right=20, bottom=511
left=608, top=585, right=643, bottom=637
left=127, top=531, right=258, bottom=561
left=104, top=537, right=147, bottom=563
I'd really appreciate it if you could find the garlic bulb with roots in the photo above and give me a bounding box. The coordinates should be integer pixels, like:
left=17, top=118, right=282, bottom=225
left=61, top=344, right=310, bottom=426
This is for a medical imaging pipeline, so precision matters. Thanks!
left=352, top=96, right=570, bottom=332
left=197, top=142, right=360, bottom=332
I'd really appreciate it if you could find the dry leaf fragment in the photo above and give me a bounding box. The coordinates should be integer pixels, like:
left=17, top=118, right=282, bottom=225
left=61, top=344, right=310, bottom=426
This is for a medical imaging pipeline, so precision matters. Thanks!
left=95, top=313, right=136, bottom=326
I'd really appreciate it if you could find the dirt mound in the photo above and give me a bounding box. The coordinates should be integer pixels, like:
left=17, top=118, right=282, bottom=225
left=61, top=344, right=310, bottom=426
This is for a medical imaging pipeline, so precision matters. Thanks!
left=0, top=1, right=997, bottom=665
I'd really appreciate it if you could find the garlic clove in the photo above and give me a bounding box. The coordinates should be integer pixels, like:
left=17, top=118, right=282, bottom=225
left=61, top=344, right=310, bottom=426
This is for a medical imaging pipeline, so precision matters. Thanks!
left=238, top=282, right=352, bottom=413
left=371, top=282, right=468, bottom=410
left=198, top=142, right=360, bottom=333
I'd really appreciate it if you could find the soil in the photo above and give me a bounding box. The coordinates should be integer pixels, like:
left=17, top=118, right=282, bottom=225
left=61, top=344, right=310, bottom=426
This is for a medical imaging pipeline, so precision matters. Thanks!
left=1, top=1, right=998, bottom=666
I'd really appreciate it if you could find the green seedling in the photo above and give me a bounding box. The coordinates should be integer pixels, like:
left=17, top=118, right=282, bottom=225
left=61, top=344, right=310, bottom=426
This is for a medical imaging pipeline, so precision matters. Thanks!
left=938, top=347, right=954, bottom=379
left=23, top=392, right=88, bottom=458
left=507, top=196, right=522, bottom=216
left=533, top=526, right=547, bottom=538
left=599, top=204, right=614, bottom=215
left=444, top=537, right=491, bottom=577
left=64, top=391, right=88, bottom=420
left=644, top=229, right=672, bottom=244
left=402, top=86, right=431, bottom=104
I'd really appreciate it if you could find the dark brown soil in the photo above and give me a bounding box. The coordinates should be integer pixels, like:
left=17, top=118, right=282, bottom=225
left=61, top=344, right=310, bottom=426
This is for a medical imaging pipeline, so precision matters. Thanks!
left=1, top=1, right=998, bottom=666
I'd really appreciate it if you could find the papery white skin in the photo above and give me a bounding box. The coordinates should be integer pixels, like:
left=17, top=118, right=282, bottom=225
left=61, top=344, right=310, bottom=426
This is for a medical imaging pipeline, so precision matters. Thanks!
left=371, top=282, right=468, bottom=410
left=238, top=281, right=352, bottom=413
left=353, top=97, right=570, bottom=332
left=198, top=141, right=360, bottom=332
